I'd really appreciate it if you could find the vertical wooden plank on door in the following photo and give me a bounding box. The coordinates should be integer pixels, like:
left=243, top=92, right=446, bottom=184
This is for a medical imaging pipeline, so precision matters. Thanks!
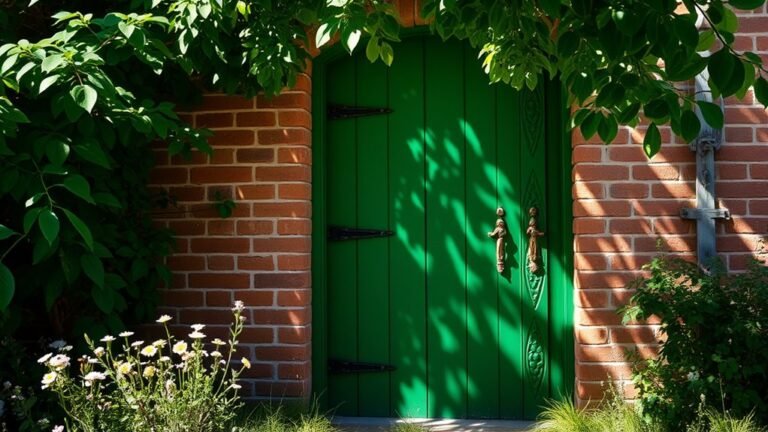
left=496, top=83, right=524, bottom=419
left=355, top=53, right=391, bottom=416
left=463, top=43, right=500, bottom=418
left=520, top=86, right=550, bottom=419
left=326, top=56, right=359, bottom=415
left=424, top=37, right=467, bottom=419
left=388, top=36, right=428, bottom=418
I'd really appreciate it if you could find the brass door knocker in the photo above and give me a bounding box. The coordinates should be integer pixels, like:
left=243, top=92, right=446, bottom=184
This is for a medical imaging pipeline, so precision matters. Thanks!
left=526, top=207, right=545, bottom=273
left=487, top=207, right=507, bottom=273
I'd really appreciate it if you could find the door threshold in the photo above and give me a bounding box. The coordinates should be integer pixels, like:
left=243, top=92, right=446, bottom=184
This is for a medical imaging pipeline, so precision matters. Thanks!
left=332, top=416, right=535, bottom=432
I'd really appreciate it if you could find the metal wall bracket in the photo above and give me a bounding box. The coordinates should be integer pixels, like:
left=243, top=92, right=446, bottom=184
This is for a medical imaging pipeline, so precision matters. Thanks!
left=680, top=208, right=731, bottom=220
left=328, top=104, right=393, bottom=120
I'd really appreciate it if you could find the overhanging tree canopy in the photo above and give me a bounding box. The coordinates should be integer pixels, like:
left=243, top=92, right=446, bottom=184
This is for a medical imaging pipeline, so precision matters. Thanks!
left=0, top=0, right=765, bottom=336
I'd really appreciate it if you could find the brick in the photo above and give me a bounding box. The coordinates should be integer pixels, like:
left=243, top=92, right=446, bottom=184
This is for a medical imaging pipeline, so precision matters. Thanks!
left=636, top=235, right=695, bottom=252
left=207, top=130, right=256, bottom=147
left=717, top=235, right=762, bottom=253
left=208, top=220, right=235, bottom=236
left=278, top=327, right=309, bottom=344
left=234, top=290, right=275, bottom=307
left=150, top=168, right=188, bottom=185
left=196, top=95, right=254, bottom=111
left=210, top=148, right=235, bottom=164
left=188, top=273, right=251, bottom=289
left=611, top=327, right=660, bottom=344
left=161, top=290, right=204, bottom=307
left=653, top=218, right=692, bottom=235
left=609, top=184, right=648, bottom=199
left=719, top=182, right=768, bottom=198
left=725, top=126, right=754, bottom=142
left=238, top=256, right=275, bottom=271
left=181, top=308, right=244, bottom=325
left=575, top=236, right=632, bottom=252
left=166, top=255, right=205, bottom=271
left=170, top=186, right=205, bottom=202
left=572, top=183, right=604, bottom=199
left=609, top=146, right=647, bottom=162
left=256, top=93, right=311, bottom=109
left=633, top=199, right=693, bottom=216
left=191, top=167, right=253, bottom=184
left=576, top=345, right=658, bottom=363
left=577, top=363, right=633, bottom=381
left=257, top=128, right=311, bottom=145
left=576, top=272, right=636, bottom=289
left=278, top=363, right=310, bottom=380
left=254, top=345, right=310, bottom=361
left=278, top=183, right=311, bottom=200
left=196, top=113, right=234, bottom=128
left=724, top=217, right=768, bottom=234
left=718, top=164, right=748, bottom=180
left=724, top=107, right=768, bottom=125
left=573, top=218, right=606, bottom=234
left=576, top=309, right=623, bottom=326
left=651, top=183, right=694, bottom=199
left=573, top=165, right=629, bottom=181
left=278, top=254, right=311, bottom=271
left=237, top=220, right=274, bottom=235
left=576, top=327, right=609, bottom=345
left=237, top=111, right=277, bottom=127
left=187, top=203, right=251, bottom=219
left=278, top=220, right=311, bottom=235
left=576, top=290, right=610, bottom=308
left=290, top=73, right=312, bottom=93
left=750, top=200, right=768, bottom=215
left=719, top=145, right=768, bottom=161
left=632, top=165, right=679, bottom=180
left=278, top=147, right=312, bottom=164
left=168, top=221, right=206, bottom=236
left=609, top=219, right=652, bottom=234
left=237, top=148, right=275, bottom=163
left=609, top=254, right=652, bottom=270
left=253, top=202, right=311, bottom=218
left=191, top=238, right=250, bottom=253
left=574, top=255, right=607, bottom=271
left=237, top=185, right=275, bottom=200
left=278, top=111, right=311, bottom=128
left=206, top=290, right=232, bottom=307
left=750, top=164, right=768, bottom=179
left=253, top=273, right=310, bottom=289
left=254, top=381, right=307, bottom=398
left=251, top=309, right=310, bottom=326
left=207, top=255, right=234, bottom=270
left=241, top=363, right=275, bottom=379
left=572, top=146, right=602, bottom=163
left=277, top=290, right=310, bottom=306
left=573, top=200, right=632, bottom=217
left=238, top=326, right=276, bottom=344
left=252, top=237, right=311, bottom=253
left=254, top=166, right=311, bottom=182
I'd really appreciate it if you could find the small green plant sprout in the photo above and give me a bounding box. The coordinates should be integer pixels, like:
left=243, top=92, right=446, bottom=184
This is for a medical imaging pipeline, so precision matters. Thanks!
left=213, top=190, right=237, bottom=219
left=39, top=301, right=252, bottom=432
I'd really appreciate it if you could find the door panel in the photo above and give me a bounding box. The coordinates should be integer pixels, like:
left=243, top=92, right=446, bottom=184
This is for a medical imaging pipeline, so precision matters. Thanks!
left=325, top=36, right=550, bottom=420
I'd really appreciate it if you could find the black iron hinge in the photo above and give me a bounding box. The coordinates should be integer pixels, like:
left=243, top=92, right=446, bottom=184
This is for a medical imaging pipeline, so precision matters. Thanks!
left=328, top=225, right=394, bottom=241
left=328, top=358, right=396, bottom=374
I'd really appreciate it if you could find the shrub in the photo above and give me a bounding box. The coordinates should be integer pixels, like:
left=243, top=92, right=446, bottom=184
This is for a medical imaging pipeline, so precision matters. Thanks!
left=39, top=301, right=249, bottom=432
left=621, top=256, right=768, bottom=429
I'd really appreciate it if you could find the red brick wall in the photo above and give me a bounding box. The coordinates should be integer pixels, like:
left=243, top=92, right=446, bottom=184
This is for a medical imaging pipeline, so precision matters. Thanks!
left=572, top=7, right=768, bottom=405
left=150, top=0, right=768, bottom=407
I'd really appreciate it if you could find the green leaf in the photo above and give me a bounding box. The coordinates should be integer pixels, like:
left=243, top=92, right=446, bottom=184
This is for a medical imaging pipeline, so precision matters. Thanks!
left=696, top=30, right=716, bottom=52
left=73, top=142, right=110, bottom=168
left=315, top=22, right=333, bottom=49
left=38, top=209, right=60, bottom=245
left=644, top=99, right=669, bottom=120
left=93, top=193, right=122, bottom=208
left=366, top=36, right=380, bottom=63
left=680, top=109, right=701, bottom=143
left=379, top=41, right=394, bottom=66
left=0, top=262, right=14, bottom=310
left=643, top=123, right=662, bottom=158
left=91, top=285, right=114, bottom=313
left=62, top=174, right=94, bottom=203
left=598, top=114, right=619, bottom=144
left=69, top=84, right=98, bottom=113
left=118, top=21, right=135, bottom=39
left=580, top=111, right=601, bottom=140
left=80, top=254, right=105, bottom=288
left=697, top=100, right=724, bottom=129
left=44, top=278, right=63, bottom=311
left=754, top=77, right=768, bottom=106
left=61, top=208, right=94, bottom=250
left=0, top=224, right=16, bottom=241
left=342, top=28, right=361, bottom=53
left=39, top=75, right=60, bottom=94
left=23, top=208, right=42, bottom=233
left=708, top=49, right=737, bottom=96
left=46, top=137, right=70, bottom=165
left=41, top=55, right=65, bottom=73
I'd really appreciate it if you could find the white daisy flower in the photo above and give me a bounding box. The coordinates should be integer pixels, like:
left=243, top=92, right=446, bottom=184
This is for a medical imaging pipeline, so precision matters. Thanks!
left=210, top=351, right=222, bottom=358
left=241, top=358, right=251, bottom=369
left=172, top=341, right=188, bottom=355
left=189, top=331, right=206, bottom=339
left=143, top=366, right=156, bottom=378
left=48, top=355, right=70, bottom=370
left=140, top=345, right=158, bottom=357
left=93, top=347, right=105, bottom=357
left=232, top=301, right=244, bottom=312
left=83, top=372, right=106, bottom=381
left=37, top=353, right=53, bottom=364
left=212, top=338, right=226, bottom=346
left=41, top=372, right=57, bottom=389
left=230, top=383, right=242, bottom=390
left=131, top=340, right=144, bottom=347
left=117, top=362, right=132, bottom=375
left=100, top=335, right=116, bottom=343
left=191, top=323, right=205, bottom=331
left=159, top=356, right=171, bottom=362
left=156, top=315, right=172, bottom=323
left=118, top=331, right=134, bottom=338
left=152, top=339, right=167, bottom=347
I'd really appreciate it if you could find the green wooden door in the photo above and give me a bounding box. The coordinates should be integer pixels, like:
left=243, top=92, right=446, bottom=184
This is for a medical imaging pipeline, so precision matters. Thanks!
left=323, top=36, right=557, bottom=420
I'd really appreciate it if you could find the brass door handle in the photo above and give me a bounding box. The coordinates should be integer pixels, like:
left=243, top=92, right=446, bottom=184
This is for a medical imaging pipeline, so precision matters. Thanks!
left=488, top=208, right=507, bottom=273
left=526, top=207, right=545, bottom=273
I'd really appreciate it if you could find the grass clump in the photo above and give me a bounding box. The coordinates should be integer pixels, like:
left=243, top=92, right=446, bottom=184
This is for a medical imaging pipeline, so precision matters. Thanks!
left=235, top=404, right=336, bottom=432
left=392, top=421, right=429, bottom=432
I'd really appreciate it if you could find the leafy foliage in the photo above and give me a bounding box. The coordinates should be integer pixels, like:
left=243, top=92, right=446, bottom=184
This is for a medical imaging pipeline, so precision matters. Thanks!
left=621, top=256, right=768, bottom=429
